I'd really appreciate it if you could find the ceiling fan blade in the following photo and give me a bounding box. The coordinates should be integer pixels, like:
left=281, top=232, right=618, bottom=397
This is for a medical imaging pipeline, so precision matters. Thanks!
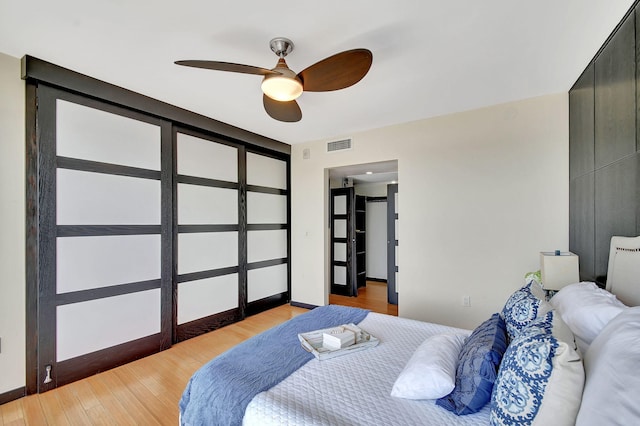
left=263, top=95, right=302, bottom=122
left=175, top=60, right=280, bottom=76
left=298, top=49, right=373, bottom=92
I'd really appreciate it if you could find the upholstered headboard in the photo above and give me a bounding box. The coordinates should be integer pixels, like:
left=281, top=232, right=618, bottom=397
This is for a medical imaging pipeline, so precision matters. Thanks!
left=606, top=236, right=640, bottom=307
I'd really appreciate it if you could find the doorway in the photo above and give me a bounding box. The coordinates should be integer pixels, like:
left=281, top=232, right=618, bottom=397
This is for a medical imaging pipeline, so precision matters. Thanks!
left=327, top=161, right=398, bottom=315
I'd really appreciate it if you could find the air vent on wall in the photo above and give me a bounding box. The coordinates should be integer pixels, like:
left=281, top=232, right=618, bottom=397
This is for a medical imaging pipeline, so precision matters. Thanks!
left=327, top=138, right=352, bottom=152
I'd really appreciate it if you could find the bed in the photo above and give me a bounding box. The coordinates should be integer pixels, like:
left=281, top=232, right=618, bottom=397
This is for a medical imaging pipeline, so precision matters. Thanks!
left=179, top=236, right=640, bottom=426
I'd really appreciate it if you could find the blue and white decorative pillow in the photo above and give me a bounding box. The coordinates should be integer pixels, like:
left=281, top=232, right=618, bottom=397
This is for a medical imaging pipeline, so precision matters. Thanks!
left=500, top=283, right=545, bottom=341
left=436, top=313, right=508, bottom=415
left=490, top=311, right=584, bottom=426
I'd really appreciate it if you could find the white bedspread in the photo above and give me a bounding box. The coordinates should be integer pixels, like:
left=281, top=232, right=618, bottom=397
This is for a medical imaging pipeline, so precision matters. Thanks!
left=244, top=312, right=492, bottom=425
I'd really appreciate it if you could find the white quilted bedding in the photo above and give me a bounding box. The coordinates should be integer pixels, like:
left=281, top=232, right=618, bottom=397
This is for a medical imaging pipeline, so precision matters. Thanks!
left=243, top=312, right=492, bottom=426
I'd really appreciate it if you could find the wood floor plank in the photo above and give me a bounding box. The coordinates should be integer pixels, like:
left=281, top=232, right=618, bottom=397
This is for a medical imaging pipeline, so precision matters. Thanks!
left=0, top=399, right=24, bottom=425
left=83, top=405, right=114, bottom=426
left=66, top=379, right=101, bottom=412
left=54, top=384, right=92, bottom=426
left=148, top=345, right=204, bottom=384
left=1, top=419, right=25, bottom=426
left=129, top=363, right=180, bottom=404
left=20, top=396, right=48, bottom=426
left=95, top=371, right=160, bottom=425
left=85, top=374, right=137, bottom=426
left=112, top=365, right=176, bottom=425
left=132, top=354, right=189, bottom=404
left=37, top=390, right=70, bottom=426
left=175, top=331, right=243, bottom=364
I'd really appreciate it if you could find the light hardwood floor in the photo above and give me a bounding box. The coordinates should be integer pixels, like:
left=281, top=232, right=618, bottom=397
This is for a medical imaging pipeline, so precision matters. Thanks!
left=0, top=305, right=307, bottom=426
left=0, top=281, right=395, bottom=425
left=329, top=280, right=398, bottom=316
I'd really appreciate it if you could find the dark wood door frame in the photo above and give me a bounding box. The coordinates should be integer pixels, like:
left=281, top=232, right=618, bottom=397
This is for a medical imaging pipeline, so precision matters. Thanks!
left=330, top=187, right=357, bottom=296
left=387, top=184, right=399, bottom=305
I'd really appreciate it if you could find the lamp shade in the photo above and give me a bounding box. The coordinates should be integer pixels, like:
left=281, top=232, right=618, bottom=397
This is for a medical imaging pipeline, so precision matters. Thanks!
left=540, top=251, right=580, bottom=290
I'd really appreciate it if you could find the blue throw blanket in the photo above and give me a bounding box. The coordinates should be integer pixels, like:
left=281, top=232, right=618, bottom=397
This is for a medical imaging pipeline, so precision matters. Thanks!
left=179, top=305, right=370, bottom=426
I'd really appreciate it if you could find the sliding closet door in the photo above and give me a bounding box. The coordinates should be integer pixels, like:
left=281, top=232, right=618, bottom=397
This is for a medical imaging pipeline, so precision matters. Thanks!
left=175, top=130, right=242, bottom=340
left=25, top=63, right=291, bottom=393
left=32, top=86, right=172, bottom=391
left=245, top=152, right=290, bottom=314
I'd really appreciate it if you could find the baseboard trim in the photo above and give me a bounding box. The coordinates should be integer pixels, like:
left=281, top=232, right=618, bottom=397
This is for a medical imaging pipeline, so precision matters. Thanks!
left=0, top=387, right=26, bottom=405
left=290, top=301, right=318, bottom=310
left=366, top=277, right=387, bottom=283
left=176, top=308, right=241, bottom=343
left=246, top=293, right=288, bottom=317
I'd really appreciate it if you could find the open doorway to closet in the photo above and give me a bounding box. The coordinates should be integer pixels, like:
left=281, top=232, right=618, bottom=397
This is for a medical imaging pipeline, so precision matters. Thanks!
left=327, top=160, right=398, bottom=316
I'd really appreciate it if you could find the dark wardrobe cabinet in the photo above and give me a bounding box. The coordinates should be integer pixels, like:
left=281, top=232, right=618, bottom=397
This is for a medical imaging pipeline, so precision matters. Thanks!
left=569, top=1, right=640, bottom=284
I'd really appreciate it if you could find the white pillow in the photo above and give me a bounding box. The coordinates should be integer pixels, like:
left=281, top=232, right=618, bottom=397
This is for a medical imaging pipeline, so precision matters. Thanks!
left=576, top=307, right=640, bottom=425
left=391, top=333, right=467, bottom=400
left=550, top=282, right=627, bottom=354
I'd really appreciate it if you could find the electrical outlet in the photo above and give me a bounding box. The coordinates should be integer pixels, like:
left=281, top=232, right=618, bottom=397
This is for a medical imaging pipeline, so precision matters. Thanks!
left=463, top=296, right=471, bottom=307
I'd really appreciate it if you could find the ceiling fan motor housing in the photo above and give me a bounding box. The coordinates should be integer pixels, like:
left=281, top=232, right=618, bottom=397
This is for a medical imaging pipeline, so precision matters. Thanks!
left=269, top=37, right=294, bottom=57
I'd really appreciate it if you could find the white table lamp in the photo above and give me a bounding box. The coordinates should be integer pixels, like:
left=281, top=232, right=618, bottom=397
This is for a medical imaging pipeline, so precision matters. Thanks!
left=540, top=251, right=580, bottom=291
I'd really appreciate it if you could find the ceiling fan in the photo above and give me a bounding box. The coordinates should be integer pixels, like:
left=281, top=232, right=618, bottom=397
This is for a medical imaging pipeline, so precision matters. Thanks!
left=175, top=37, right=373, bottom=123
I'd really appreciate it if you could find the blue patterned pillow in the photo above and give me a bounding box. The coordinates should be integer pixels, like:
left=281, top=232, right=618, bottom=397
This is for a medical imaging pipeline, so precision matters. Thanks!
left=500, top=283, right=544, bottom=341
left=490, top=311, right=584, bottom=426
left=436, top=313, right=508, bottom=415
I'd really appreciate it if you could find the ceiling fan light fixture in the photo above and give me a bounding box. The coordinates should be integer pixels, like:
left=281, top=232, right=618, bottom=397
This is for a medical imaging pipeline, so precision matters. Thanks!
left=174, top=37, right=372, bottom=121
left=261, top=73, right=303, bottom=102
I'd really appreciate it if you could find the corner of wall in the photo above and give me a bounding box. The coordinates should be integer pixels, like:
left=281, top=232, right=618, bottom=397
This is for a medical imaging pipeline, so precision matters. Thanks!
left=0, top=52, right=26, bottom=394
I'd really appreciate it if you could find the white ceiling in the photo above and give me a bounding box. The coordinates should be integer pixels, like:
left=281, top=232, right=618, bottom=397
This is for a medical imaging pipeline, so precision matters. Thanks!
left=0, top=0, right=634, bottom=145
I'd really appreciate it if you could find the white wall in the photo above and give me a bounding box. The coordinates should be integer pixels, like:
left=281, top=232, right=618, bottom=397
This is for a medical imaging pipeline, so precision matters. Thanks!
left=291, top=93, right=569, bottom=329
left=0, top=52, right=25, bottom=393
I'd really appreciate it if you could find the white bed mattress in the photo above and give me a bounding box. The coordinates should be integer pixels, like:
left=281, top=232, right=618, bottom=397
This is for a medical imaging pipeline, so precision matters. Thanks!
left=244, top=312, right=491, bottom=425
